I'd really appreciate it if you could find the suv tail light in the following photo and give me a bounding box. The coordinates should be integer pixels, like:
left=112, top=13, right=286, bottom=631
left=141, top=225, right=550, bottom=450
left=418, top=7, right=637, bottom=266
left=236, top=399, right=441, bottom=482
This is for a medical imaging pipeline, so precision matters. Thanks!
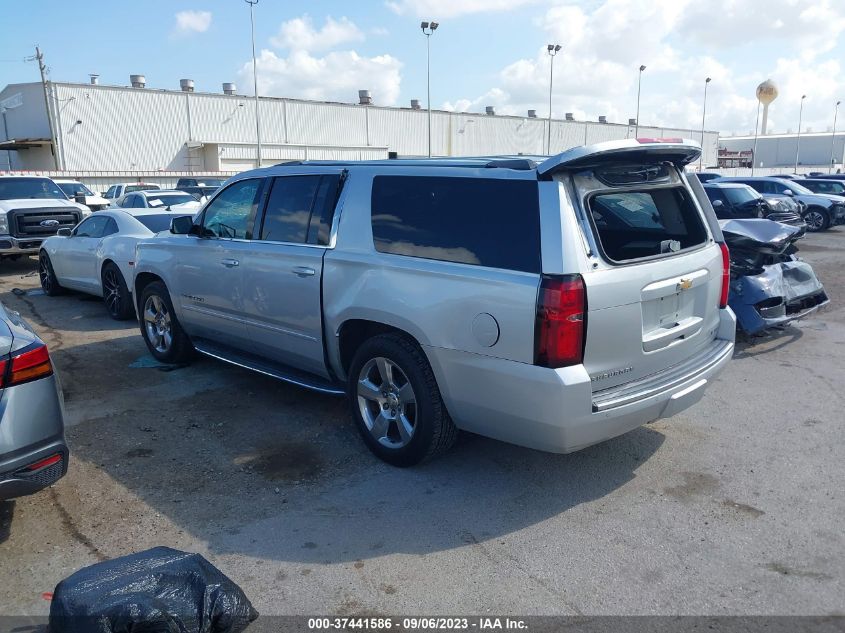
left=0, top=343, right=53, bottom=388
left=534, top=275, right=586, bottom=368
left=719, top=242, right=730, bottom=309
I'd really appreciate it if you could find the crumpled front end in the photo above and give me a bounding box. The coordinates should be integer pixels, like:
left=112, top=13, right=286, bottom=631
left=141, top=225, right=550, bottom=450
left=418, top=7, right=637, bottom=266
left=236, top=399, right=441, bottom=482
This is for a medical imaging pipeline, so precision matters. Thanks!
left=729, top=260, right=829, bottom=334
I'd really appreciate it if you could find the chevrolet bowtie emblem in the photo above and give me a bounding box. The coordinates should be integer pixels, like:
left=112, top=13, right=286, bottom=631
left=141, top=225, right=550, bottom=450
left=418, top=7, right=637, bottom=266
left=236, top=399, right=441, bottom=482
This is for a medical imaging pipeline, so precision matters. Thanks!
left=678, top=278, right=693, bottom=291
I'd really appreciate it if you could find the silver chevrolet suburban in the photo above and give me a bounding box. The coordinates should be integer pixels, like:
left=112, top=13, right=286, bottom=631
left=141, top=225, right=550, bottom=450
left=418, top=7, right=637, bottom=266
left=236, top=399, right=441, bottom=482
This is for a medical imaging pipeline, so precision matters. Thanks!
left=133, top=139, right=736, bottom=466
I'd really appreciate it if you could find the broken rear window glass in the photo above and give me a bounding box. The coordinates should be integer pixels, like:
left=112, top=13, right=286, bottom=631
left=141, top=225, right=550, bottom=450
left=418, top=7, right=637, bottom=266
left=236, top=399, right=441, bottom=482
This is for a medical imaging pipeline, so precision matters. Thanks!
left=588, top=187, right=707, bottom=262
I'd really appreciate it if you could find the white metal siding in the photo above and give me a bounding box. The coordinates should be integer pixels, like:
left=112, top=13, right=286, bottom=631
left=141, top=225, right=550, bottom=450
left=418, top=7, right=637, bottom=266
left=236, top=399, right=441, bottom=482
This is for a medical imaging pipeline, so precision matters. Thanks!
left=2, top=81, right=720, bottom=172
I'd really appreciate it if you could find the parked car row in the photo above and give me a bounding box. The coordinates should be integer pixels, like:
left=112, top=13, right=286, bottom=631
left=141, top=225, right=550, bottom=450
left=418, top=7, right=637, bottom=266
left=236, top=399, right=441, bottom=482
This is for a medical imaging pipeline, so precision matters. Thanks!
left=696, top=173, right=845, bottom=231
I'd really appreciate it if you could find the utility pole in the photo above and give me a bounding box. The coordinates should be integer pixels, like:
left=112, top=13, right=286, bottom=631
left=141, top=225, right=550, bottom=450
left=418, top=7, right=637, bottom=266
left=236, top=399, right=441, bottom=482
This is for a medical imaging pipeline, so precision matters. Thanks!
left=34, top=46, right=59, bottom=170
left=245, top=0, right=262, bottom=168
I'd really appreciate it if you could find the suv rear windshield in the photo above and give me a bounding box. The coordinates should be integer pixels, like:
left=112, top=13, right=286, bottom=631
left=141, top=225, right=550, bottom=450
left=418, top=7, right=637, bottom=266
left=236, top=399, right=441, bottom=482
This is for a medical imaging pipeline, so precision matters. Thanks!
left=371, top=176, right=540, bottom=273
left=588, top=187, right=707, bottom=262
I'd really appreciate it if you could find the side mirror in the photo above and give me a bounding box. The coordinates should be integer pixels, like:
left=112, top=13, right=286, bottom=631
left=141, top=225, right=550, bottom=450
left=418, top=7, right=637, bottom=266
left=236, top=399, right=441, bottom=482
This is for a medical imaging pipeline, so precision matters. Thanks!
left=74, top=193, right=86, bottom=204
left=783, top=189, right=794, bottom=196
left=711, top=199, right=723, bottom=207
left=170, top=215, right=195, bottom=235
left=57, top=228, right=72, bottom=237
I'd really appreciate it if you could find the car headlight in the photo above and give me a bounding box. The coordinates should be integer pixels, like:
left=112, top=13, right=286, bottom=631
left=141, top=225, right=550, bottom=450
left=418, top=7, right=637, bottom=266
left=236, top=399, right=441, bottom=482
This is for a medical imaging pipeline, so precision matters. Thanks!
left=0, top=213, right=8, bottom=235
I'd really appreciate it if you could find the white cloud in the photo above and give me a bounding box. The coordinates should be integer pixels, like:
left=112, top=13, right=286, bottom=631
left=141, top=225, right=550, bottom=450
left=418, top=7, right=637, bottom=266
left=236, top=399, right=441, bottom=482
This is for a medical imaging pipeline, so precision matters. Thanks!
left=386, top=0, right=540, bottom=19
left=239, top=49, right=403, bottom=105
left=270, top=15, right=365, bottom=52
left=441, top=0, right=845, bottom=135
left=174, top=10, right=212, bottom=34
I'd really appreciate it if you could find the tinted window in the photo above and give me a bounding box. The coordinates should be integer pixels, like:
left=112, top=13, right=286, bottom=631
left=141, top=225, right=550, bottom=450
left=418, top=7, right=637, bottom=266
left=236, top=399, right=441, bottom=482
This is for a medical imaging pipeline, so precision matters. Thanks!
left=105, top=186, right=118, bottom=198
left=102, top=218, right=119, bottom=237
left=200, top=178, right=262, bottom=239
left=589, top=187, right=707, bottom=262
left=74, top=216, right=110, bottom=238
left=260, top=176, right=321, bottom=243
left=371, top=176, right=540, bottom=273
left=307, top=176, right=341, bottom=246
left=723, top=187, right=759, bottom=205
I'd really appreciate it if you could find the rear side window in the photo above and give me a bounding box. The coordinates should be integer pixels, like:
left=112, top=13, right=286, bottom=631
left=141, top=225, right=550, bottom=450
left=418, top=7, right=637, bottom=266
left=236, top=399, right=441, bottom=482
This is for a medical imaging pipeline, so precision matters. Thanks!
left=259, top=174, right=341, bottom=245
left=371, top=176, right=540, bottom=273
left=588, top=187, right=707, bottom=262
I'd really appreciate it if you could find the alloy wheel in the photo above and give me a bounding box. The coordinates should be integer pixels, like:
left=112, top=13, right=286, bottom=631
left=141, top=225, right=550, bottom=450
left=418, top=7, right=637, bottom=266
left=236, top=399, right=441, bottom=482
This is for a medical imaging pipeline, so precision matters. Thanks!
left=38, top=255, right=52, bottom=293
left=805, top=210, right=825, bottom=231
left=357, top=357, right=418, bottom=449
left=143, top=294, right=173, bottom=353
left=103, top=268, right=122, bottom=317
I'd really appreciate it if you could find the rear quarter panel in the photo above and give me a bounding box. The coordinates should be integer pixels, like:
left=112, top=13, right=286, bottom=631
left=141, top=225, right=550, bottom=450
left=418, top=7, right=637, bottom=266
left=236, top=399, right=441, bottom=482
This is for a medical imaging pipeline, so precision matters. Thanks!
left=323, top=168, right=541, bottom=380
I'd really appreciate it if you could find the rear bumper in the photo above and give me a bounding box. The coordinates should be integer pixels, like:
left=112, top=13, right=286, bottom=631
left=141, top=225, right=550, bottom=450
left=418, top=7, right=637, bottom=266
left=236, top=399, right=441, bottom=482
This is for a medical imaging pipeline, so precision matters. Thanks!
left=0, top=374, right=68, bottom=500
left=0, top=236, right=44, bottom=255
left=425, top=308, right=736, bottom=454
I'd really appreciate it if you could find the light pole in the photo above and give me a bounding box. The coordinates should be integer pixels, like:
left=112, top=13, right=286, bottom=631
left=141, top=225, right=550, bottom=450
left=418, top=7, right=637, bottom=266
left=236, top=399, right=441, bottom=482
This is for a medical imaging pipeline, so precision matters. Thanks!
left=751, top=100, right=761, bottom=175
left=546, top=44, right=561, bottom=155
left=829, top=100, right=841, bottom=173
left=699, top=77, right=711, bottom=171
left=245, top=0, right=262, bottom=168
left=634, top=65, right=646, bottom=137
left=794, top=94, right=806, bottom=173
left=421, top=20, right=439, bottom=158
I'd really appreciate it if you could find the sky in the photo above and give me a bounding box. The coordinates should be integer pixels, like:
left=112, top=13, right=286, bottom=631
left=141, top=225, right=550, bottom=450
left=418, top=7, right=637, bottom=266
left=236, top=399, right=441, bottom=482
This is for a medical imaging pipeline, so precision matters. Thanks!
left=3, top=0, right=845, bottom=136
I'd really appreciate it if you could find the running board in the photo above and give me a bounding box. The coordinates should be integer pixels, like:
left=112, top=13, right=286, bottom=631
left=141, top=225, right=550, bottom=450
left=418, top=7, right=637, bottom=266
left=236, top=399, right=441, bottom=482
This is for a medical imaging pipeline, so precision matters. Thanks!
left=192, top=339, right=346, bottom=396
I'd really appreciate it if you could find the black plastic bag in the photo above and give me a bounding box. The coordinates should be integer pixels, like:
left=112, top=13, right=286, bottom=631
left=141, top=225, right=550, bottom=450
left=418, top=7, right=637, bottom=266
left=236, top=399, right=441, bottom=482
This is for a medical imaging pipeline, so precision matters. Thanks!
left=49, top=546, right=258, bottom=633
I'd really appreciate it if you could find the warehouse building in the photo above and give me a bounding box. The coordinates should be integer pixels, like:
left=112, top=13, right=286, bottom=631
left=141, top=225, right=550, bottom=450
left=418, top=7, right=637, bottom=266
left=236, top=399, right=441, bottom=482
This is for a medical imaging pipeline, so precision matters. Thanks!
left=1, top=77, right=719, bottom=174
left=719, top=132, right=845, bottom=171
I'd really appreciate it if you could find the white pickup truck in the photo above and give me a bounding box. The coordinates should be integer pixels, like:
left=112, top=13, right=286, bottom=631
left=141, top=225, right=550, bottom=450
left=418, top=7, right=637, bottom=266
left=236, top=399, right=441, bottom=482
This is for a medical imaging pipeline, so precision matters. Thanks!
left=0, top=176, right=89, bottom=260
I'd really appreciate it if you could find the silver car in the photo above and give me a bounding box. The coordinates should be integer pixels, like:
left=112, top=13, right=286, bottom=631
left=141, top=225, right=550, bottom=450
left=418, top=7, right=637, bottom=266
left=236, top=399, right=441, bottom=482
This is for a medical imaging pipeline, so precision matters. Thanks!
left=0, top=302, right=67, bottom=499
left=133, top=139, right=736, bottom=466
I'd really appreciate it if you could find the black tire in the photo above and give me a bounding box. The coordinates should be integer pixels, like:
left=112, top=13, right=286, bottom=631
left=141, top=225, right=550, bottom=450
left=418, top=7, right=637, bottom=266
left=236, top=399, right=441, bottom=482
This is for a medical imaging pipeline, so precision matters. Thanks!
left=38, top=251, right=64, bottom=296
left=101, top=262, right=134, bottom=320
left=138, top=281, right=194, bottom=364
left=804, top=207, right=830, bottom=232
left=347, top=333, right=458, bottom=466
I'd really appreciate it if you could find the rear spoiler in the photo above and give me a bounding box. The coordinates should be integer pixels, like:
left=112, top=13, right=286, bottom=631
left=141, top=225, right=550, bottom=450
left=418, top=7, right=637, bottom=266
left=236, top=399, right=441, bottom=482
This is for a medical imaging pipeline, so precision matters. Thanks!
left=536, top=138, right=702, bottom=178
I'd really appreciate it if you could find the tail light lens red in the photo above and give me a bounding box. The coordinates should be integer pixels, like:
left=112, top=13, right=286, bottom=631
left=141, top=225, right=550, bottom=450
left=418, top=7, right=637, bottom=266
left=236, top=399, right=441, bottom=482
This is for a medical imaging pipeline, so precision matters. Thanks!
left=0, top=343, right=53, bottom=388
left=719, top=242, right=730, bottom=309
left=534, top=275, right=586, bottom=369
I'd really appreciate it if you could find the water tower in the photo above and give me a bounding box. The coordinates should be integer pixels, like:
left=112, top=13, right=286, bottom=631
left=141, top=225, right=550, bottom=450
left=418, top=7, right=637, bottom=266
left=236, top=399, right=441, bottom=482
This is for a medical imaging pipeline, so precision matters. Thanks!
left=756, top=79, right=778, bottom=135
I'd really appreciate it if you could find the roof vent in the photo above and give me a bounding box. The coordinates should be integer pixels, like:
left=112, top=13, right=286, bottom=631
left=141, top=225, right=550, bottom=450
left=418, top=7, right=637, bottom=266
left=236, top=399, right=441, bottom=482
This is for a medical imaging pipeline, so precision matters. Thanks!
left=565, top=112, right=574, bottom=121
left=411, top=99, right=421, bottom=110
left=527, top=109, right=537, bottom=118
left=359, top=89, right=372, bottom=105
left=89, top=74, right=99, bottom=85
left=130, top=74, right=146, bottom=88
left=628, top=118, right=637, bottom=126
left=598, top=115, right=607, bottom=123
left=223, top=83, right=237, bottom=95
left=485, top=106, right=496, bottom=116
left=180, top=79, right=195, bottom=93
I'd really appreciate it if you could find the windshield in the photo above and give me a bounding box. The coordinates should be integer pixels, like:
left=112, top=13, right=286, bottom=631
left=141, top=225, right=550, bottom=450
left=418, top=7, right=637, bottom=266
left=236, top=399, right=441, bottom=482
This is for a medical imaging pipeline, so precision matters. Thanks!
left=197, top=179, right=223, bottom=187
left=147, top=194, right=196, bottom=208
left=0, top=178, right=66, bottom=201
left=58, top=182, right=94, bottom=198
left=722, top=186, right=760, bottom=205
left=136, top=213, right=191, bottom=233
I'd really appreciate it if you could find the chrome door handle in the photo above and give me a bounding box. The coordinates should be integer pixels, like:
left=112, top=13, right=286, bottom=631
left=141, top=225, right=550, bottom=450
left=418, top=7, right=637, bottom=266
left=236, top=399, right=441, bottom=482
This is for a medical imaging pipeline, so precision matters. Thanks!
left=292, top=266, right=316, bottom=277
left=221, top=258, right=239, bottom=268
